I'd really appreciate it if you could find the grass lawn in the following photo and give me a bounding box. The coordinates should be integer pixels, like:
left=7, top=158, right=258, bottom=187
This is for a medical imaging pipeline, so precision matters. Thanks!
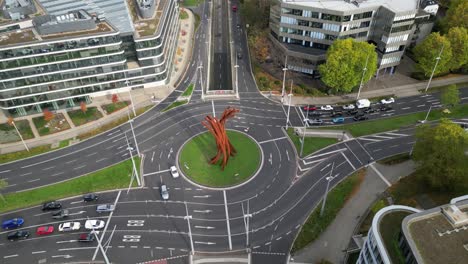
left=0, top=120, right=34, bottom=144
left=182, top=84, right=194, bottom=97
left=102, top=101, right=129, bottom=114
left=163, top=100, right=188, bottom=112
left=0, top=145, right=52, bottom=164
left=0, top=158, right=140, bottom=213
left=317, top=104, right=468, bottom=137
left=180, top=0, right=200, bottom=7
left=32, top=113, right=71, bottom=136
left=286, top=128, right=338, bottom=157
left=68, top=107, right=103, bottom=126
left=420, top=82, right=468, bottom=93
left=179, top=131, right=261, bottom=187
left=180, top=9, right=189, bottom=19
left=194, top=13, right=201, bottom=31
left=292, top=169, right=365, bottom=252
left=380, top=211, right=411, bottom=263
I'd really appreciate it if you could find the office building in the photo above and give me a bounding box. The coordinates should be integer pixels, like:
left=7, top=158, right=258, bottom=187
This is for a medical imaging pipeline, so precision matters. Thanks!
left=269, top=0, right=438, bottom=77
left=0, top=0, right=179, bottom=116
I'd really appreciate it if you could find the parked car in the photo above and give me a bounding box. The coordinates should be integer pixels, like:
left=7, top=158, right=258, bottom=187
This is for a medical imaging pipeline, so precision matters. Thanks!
left=346, top=109, right=359, bottom=116
left=303, top=106, right=317, bottom=112
left=356, top=99, right=371, bottom=109
left=332, top=117, right=345, bottom=124
left=83, top=194, right=98, bottom=202
left=308, top=119, right=324, bottom=126
left=85, top=220, right=105, bottom=230
left=2, top=218, right=24, bottom=229
left=363, top=107, right=375, bottom=114
left=42, top=201, right=62, bottom=211
left=7, top=230, right=30, bottom=241
left=52, top=209, right=69, bottom=219
left=342, top=104, right=355, bottom=110
left=78, top=232, right=96, bottom=242
left=96, top=204, right=115, bottom=213
left=320, top=105, right=334, bottom=111
left=170, top=166, right=179, bottom=178
left=379, top=105, right=393, bottom=112
left=330, top=111, right=343, bottom=118
left=308, top=111, right=323, bottom=117
left=36, top=226, right=54, bottom=236
left=380, top=97, right=395, bottom=104
left=353, top=115, right=369, bottom=121
left=58, top=222, right=81, bottom=232
left=161, top=185, right=169, bottom=200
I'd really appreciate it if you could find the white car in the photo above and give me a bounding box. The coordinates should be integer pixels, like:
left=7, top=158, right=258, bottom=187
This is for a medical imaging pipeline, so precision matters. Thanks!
left=58, top=222, right=81, bottom=232
left=342, top=104, right=355, bottom=110
left=320, top=105, right=334, bottom=111
left=381, top=97, right=395, bottom=104
left=161, top=185, right=169, bottom=200
left=170, top=166, right=179, bottom=178
left=85, top=220, right=105, bottom=230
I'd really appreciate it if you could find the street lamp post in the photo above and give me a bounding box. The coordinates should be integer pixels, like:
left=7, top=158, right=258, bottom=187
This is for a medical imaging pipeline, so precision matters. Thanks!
left=424, top=44, right=445, bottom=94
left=184, top=202, right=195, bottom=254
left=125, top=80, right=137, bottom=117
left=281, top=55, right=288, bottom=104
left=10, top=120, right=29, bottom=152
left=198, top=64, right=204, bottom=100
left=124, top=134, right=141, bottom=187
left=285, top=80, right=293, bottom=129
left=300, top=105, right=309, bottom=157
left=235, top=57, right=239, bottom=98
left=242, top=200, right=252, bottom=248
left=356, top=53, right=370, bottom=100
left=320, top=162, right=335, bottom=217
left=128, top=119, right=140, bottom=157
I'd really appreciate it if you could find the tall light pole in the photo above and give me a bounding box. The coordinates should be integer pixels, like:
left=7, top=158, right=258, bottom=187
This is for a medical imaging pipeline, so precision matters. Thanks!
left=356, top=53, right=370, bottom=100
left=125, top=80, right=137, bottom=117
left=242, top=200, right=252, bottom=248
left=320, top=162, right=335, bottom=217
left=419, top=105, right=433, bottom=124
left=9, top=120, right=29, bottom=152
left=198, top=63, right=204, bottom=100
left=281, top=55, right=288, bottom=104
left=300, top=105, right=309, bottom=157
left=285, top=80, right=293, bottom=129
left=124, top=133, right=141, bottom=187
left=235, top=56, right=239, bottom=98
left=128, top=119, right=140, bottom=157
left=184, top=202, right=195, bottom=254
left=424, top=44, right=445, bottom=94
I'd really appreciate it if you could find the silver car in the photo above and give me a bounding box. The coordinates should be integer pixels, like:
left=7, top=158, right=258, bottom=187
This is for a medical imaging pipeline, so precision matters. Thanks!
left=161, top=185, right=169, bottom=200
left=96, top=204, right=115, bottom=213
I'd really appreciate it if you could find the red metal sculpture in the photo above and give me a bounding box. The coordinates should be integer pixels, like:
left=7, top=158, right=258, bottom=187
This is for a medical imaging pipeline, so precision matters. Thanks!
left=202, top=107, right=240, bottom=170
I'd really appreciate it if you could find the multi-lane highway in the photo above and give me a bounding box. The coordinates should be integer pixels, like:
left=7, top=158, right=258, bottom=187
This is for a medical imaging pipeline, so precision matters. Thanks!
left=0, top=1, right=467, bottom=263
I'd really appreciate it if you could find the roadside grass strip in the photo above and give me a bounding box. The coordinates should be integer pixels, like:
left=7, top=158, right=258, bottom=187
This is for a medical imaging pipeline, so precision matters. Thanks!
left=163, top=100, right=189, bottom=112
left=0, top=158, right=140, bottom=213
left=286, top=128, right=338, bottom=158
left=182, top=84, right=194, bottom=97
left=292, top=169, right=365, bottom=252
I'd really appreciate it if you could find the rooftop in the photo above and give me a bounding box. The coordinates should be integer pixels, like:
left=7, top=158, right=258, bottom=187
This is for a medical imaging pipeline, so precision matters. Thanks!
left=405, top=203, right=468, bottom=264
left=127, top=0, right=164, bottom=38
left=0, top=0, right=46, bottom=26
left=40, top=21, right=113, bottom=39
left=281, top=0, right=419, bottom=13
left=379, top=210, right=412, bottom=263
left=0, top=28, right=37, bottom=45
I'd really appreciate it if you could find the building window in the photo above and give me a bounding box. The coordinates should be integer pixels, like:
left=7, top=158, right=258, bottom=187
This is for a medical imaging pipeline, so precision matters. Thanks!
left=298, top=20, right=309, bottom=26
left=353, top=11, right=372, bottom=20
left=291, top=9, right=303, bottom=16
left=358, top=31, right=367, bottom=37
left=391, top=24, right=412, bottom=33
left=322, top=13, right=342, bottom=22
left=360, top=21, right=370, bottom=28
left=311, top=22, right=323, bottom=28
left=325, top=34, right=337, bottom=41
left=343, top=15, right=351, bottom=22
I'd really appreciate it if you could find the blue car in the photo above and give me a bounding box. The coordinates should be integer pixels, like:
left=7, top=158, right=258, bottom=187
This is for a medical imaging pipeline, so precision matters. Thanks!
left=2, top=218, right=24, bottom=229
left=332, top=117, right=345, bottom=124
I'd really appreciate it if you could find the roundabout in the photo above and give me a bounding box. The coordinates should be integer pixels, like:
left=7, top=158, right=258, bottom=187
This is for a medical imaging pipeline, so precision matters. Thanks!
left=178, top=130, right=262, bottom=188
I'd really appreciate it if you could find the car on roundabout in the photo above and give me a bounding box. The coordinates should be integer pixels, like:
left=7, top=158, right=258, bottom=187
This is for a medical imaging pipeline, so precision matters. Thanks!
left=2, top=218, right=24, bottom=229
left=161, top=185, right=169, bottom=200
left=85, top=220, right=105, bottom=230
left=36, top=226, right=54, bottom=236
left=7, top=230, right=30, bottom=241
left=58, top=222, right=81, bottom=232
left=170, top=166, right=179, bottom=178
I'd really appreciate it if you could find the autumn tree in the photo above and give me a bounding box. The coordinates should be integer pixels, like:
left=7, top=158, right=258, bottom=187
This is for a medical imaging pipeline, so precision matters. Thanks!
left=80, top=101, right=87, bottom=114
left=413, top=33, right=452, bottom=77
left=445, top=0, right=468, bottom=30
left=446, top=27, right=468, bottom=71
left=43, top=109, right=54, bottom=122
left=7, top=116, right=14, bottom=126
left=112, top=94, right=119, bottom=104
left=413, top=119, right=468, bottom=191
left=441, top=84, right=460, bottom=108
left=318, top=39, right=377, bottom=93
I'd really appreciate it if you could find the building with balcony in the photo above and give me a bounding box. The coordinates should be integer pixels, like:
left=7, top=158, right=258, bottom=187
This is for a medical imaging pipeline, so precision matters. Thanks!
left=356, top=197, right=468, bottom=264
left=0, top=0, right=179, bottom=116
left=269, top=0, right=438, bottom=77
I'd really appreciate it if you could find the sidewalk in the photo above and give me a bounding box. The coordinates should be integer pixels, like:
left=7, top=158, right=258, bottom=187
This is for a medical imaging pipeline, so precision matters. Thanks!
left=292, top=160, right=416, bottom=264
left=0, top=9, right=195, bottom=154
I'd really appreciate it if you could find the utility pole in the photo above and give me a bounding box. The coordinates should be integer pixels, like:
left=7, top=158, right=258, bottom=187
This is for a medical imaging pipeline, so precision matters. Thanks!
left=184, top=202, right=195, bottom=254
left=281, top=55, right=288, bottom=104
left=424, top=44, right=445, bottom=94
left=125, top=80, right=136, bottom=117
left=285, top=80, right=293, bottom=129
left=320, top=162, right=335, bottom=217
left=9, top=120, right=29, bottom=152
left=356, top=53, right=370, bottom=100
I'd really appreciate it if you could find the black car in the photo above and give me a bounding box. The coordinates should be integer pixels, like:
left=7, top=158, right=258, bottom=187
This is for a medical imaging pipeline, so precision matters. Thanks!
left=7, top=230, right=30, bottom=241
left=237, top=52, right=242, bottom=59
left=308, top=119, right=324, bottom=126
left=363, top=107, right=375, bottom=114
left=379, top=105, right=393, bottom=112
left=353, top=115, right=369, bottom=121
left=330, top=111, right=343, bottom=118
left=42, top=201, right=62, bottom=211
left=78, top=233, right=95, bottom=242
left=83, top=193, right=99, bottom=202
left=52, top=209, right=69, bottom=219
left=346, top=109, right=359, bottom=116
left=236, top=24, right=241, bottom=29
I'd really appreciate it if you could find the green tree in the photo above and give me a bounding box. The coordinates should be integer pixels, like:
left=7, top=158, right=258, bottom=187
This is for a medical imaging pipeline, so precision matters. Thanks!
left=446, top=27, right=468, bottom=71
left=445, top=0, right=468, bottom=30
left=441, top=84, right=460, bottom=108
left=413, top=119, right=468, bottom=191
left=413, top=33, right=452, bottom=77
left=318, top=39, right=377, bottom=93
left=0, top=179, right=7, bottom=202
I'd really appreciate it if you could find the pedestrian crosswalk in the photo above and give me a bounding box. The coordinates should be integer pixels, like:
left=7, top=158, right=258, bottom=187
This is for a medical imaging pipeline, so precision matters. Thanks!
left=297, top=148, right=347, bottom=173
left=358, top=131, right=409, bottom=143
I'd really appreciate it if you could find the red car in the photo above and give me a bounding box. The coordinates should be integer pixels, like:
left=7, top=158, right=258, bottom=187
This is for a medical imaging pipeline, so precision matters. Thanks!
left=36, top=226, right=54, bottom=236
left=303, top=106, right=317, bottom=112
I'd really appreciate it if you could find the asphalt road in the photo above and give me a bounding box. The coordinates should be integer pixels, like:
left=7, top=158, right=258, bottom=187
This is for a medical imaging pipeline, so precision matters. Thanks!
left=0, top=2, right=467, bottom=263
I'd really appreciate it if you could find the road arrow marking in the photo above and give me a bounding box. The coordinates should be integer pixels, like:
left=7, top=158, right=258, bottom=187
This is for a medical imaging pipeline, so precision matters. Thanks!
left=193, top=210, right=212, bottom=213
left=56, top=240, right=78, bottom=244
left=151, top=151, right=155, bottom=163
left=193, top=195, right=211, bottom=198
left=69, top=211, right=86, bottom=216
left=52, top=255, right=73, bottom=258
left=195, top=226, right=215, bottom=229
left=194, top=241, right=216, bottom=245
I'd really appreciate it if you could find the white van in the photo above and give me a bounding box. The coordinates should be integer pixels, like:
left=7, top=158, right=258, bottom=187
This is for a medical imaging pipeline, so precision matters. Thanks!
left=356, top=99, right=371, bottom=109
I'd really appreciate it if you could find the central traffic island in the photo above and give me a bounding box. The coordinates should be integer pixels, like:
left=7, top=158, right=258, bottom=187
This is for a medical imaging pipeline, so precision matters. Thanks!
left=178, top=130, right=262, bottom=189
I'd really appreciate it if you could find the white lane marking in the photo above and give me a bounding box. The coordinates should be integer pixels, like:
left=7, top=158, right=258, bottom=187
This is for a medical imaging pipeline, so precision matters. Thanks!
left=223, top=190, right=232, bottom=250
left=32, top=251, right=46, bottom=254
left=70, top=200, right=83, bottom=205
left=96, top=158, right=108, bottom=163
left=344, top=143, right=363, bottom=164
left=73, top=165, right=86, bottom=170
left=142, top=169, right=170, bottom=177
left=27, top=178, right=40, bottom=183
left=193, top=210, right=212, bottom=213
left=194, top=241, right=216, bottom=245
left=302, top=157, right=326, bottom=165
left=401, top=107, right=410, bottom=110
left=193, top=195, right=211, bottom=198
left=86, top=152, right=97, bottom=157
left=20, top=172, right=32, bottom=176
left=212, top=100, right=216, bottom=117
left=368, top=135, right=393, bottom=139
left=373, top=148, right=382, bottom=152
left=305, top=148, right=347, bottom=160
left=320, top=163, right=331, bottom=172
left=369, top=163, right=391, bottom=187
left=59, top=247, right=95, bottom=251
left=56, top=240, right=78, bottom=244
left=385, top=132, right=408, bottom=137
left=258, top=137, right=288, bottom=144
left=194, top=226, right=215, bottom=229
left=3, top=254, right=18, bottom=258
left=340, top=152, right=356, bottom=170
left=42, top=166, right=55, bottom=171
left=359, top=137, right=381, bottom=142
left=0, top=170, right=11, bottom=174
left=51, top=172, right=64, bottom=177
left=417, top=104, right=426, bottom=107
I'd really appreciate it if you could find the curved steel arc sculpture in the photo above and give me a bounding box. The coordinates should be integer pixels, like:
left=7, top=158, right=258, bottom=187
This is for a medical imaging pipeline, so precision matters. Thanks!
left=201, top=107, right=240, bottom=170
